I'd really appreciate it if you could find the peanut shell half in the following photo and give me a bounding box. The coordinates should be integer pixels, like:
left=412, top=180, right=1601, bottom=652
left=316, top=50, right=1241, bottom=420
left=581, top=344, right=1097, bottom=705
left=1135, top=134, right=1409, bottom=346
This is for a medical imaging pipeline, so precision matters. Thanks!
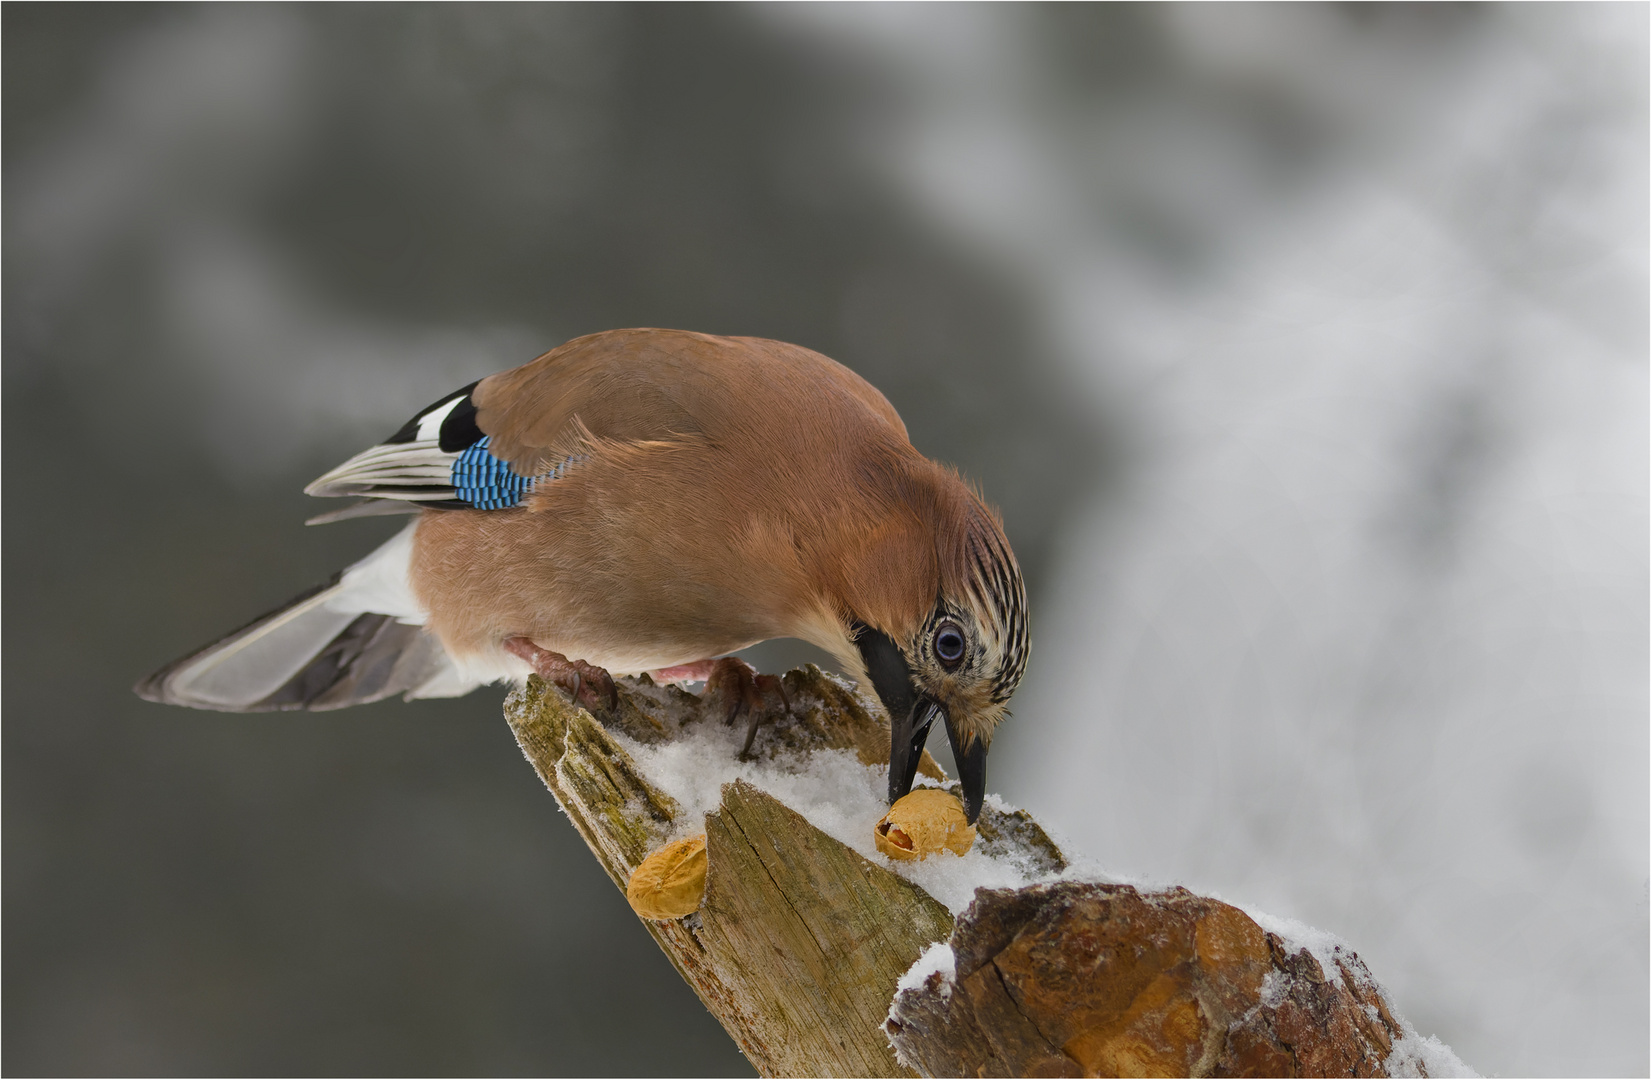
left=626, top=834, right=707, bottom=920
left=874, top=788, right=976, bottom=861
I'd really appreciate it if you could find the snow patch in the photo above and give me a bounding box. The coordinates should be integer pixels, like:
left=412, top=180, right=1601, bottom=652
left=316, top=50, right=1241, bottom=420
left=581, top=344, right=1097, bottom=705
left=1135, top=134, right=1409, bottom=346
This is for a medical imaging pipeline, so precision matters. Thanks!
left=1385, top=1031, right=1478, bottom=1079
left=1256, top=969, right=1287, bottom=1010
left=897, top=941, right=957, bottom=1000
left=1245, top=907, right=1355, bottom=981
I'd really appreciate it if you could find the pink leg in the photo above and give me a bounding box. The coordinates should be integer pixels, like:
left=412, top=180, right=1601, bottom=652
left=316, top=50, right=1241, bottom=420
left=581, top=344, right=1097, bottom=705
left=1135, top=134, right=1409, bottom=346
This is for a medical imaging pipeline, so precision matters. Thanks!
left=504, top=637, right=618, bottom=714
left=649, top=659, right=721, bottom=685
left=704, top=657, right=793, bottom=760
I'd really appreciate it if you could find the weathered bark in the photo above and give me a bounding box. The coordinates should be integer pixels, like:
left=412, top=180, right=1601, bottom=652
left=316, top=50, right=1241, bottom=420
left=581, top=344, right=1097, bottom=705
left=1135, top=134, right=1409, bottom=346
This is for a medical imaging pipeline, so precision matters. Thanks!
left=503, top=666, right=1419, bottom=1078
left=885, top=882, right=1416, bottom=1078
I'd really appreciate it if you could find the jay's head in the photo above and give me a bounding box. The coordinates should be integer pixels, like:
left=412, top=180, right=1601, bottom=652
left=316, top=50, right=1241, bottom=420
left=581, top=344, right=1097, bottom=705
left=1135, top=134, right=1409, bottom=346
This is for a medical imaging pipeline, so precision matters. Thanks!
left=847, top=481, right=1028, bottom=826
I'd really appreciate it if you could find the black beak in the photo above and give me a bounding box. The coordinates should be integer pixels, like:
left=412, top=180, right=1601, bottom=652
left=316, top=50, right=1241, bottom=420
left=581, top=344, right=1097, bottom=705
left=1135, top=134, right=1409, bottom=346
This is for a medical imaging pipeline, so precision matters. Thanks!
left=943, top=711, right=987, bottom=825
left=889, top=699, right=987, bottom=824
left=888, top=697, right=941, bottom=806
left=854, top=620, right=987, bottom=824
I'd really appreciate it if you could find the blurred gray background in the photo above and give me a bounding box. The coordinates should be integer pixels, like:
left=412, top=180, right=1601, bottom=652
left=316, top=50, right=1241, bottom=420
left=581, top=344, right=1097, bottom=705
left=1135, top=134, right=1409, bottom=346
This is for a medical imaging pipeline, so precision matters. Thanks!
left=4, top=4, right=1644, bottom=1076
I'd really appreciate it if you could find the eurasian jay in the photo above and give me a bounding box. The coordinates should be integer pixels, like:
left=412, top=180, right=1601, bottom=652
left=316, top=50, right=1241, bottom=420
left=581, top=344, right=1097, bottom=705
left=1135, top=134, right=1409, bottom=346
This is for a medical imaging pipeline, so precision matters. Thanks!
left=136, top=328, right=1029, bottom=822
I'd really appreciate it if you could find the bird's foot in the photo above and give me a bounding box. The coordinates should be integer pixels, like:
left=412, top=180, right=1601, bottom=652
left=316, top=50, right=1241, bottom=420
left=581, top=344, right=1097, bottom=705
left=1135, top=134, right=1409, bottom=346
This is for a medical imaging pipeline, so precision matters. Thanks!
left=505, top=637, right=618, bottom=714
left=704, top=657, right=792, bottom=761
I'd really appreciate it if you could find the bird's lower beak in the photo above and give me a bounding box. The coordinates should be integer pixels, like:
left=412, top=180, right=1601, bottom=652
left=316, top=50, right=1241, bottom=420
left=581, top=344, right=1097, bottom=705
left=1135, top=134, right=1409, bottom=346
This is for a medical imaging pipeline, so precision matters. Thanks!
left=943, top=710, right=987, bottom=825
left=887, top=698, right=987, bottom=825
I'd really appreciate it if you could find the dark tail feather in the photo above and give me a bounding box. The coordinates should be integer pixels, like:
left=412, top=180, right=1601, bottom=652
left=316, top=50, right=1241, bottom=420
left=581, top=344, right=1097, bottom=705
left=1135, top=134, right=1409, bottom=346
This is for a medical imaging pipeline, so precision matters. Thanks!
left=255, top=612, right=454, bottom=711
left=136, top=578, right=465, bottom=713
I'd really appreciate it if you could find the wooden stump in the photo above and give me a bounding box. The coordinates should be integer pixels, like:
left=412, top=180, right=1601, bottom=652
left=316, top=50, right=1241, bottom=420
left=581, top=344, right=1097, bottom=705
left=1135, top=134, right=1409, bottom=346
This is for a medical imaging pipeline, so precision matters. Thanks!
left=504, top=667, right=1431, bottom=1078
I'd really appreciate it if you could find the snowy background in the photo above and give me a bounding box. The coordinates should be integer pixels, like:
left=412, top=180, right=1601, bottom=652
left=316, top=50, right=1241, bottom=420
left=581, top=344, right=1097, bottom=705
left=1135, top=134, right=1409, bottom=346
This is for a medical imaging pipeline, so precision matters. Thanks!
left=5, top=5, right=1644, bottom=1075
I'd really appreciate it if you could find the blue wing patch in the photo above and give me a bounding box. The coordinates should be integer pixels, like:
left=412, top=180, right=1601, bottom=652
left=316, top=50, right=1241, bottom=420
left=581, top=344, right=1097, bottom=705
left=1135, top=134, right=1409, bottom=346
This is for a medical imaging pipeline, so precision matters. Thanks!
left=450, top=437, right=583, bottom=510
left=307, top=384, right=586, bottom=518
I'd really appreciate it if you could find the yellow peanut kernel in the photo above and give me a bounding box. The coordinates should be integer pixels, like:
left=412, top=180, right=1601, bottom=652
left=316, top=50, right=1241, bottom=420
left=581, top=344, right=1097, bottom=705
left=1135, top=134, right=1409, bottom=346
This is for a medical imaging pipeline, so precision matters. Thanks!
left=874, top=789, right=976, bottom=861
left=626, top=834, right=708, bottom=920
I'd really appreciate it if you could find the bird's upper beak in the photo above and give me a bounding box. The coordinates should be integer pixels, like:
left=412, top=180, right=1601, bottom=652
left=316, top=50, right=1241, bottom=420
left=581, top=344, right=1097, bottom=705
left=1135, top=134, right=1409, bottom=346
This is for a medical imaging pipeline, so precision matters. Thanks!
left=888, top=697, right=986, bottom=824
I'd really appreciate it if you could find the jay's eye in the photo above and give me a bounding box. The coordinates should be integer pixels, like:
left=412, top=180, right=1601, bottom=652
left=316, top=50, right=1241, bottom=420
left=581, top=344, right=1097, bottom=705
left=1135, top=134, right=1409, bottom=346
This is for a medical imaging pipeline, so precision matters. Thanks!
left=934, top=622, right=966, bottom=669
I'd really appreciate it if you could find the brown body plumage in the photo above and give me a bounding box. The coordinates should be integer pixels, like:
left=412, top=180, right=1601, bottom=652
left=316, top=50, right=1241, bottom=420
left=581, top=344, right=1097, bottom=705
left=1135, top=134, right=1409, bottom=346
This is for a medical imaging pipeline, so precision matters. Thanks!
left=414, top=329, right=1022, bottom=745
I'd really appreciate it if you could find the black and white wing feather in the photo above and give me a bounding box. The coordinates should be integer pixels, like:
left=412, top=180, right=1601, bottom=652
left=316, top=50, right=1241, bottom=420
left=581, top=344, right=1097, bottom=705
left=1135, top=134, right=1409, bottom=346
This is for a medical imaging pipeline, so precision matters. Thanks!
left=304, top=381, right=580, bottom=523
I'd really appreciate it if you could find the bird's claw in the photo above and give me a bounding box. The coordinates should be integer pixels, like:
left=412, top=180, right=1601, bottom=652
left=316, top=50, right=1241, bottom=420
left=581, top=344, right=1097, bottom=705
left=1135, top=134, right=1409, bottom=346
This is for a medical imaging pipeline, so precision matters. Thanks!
left=505, top=637, right=618, bottom=714
left=705, top=657, right=792, bottom=761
